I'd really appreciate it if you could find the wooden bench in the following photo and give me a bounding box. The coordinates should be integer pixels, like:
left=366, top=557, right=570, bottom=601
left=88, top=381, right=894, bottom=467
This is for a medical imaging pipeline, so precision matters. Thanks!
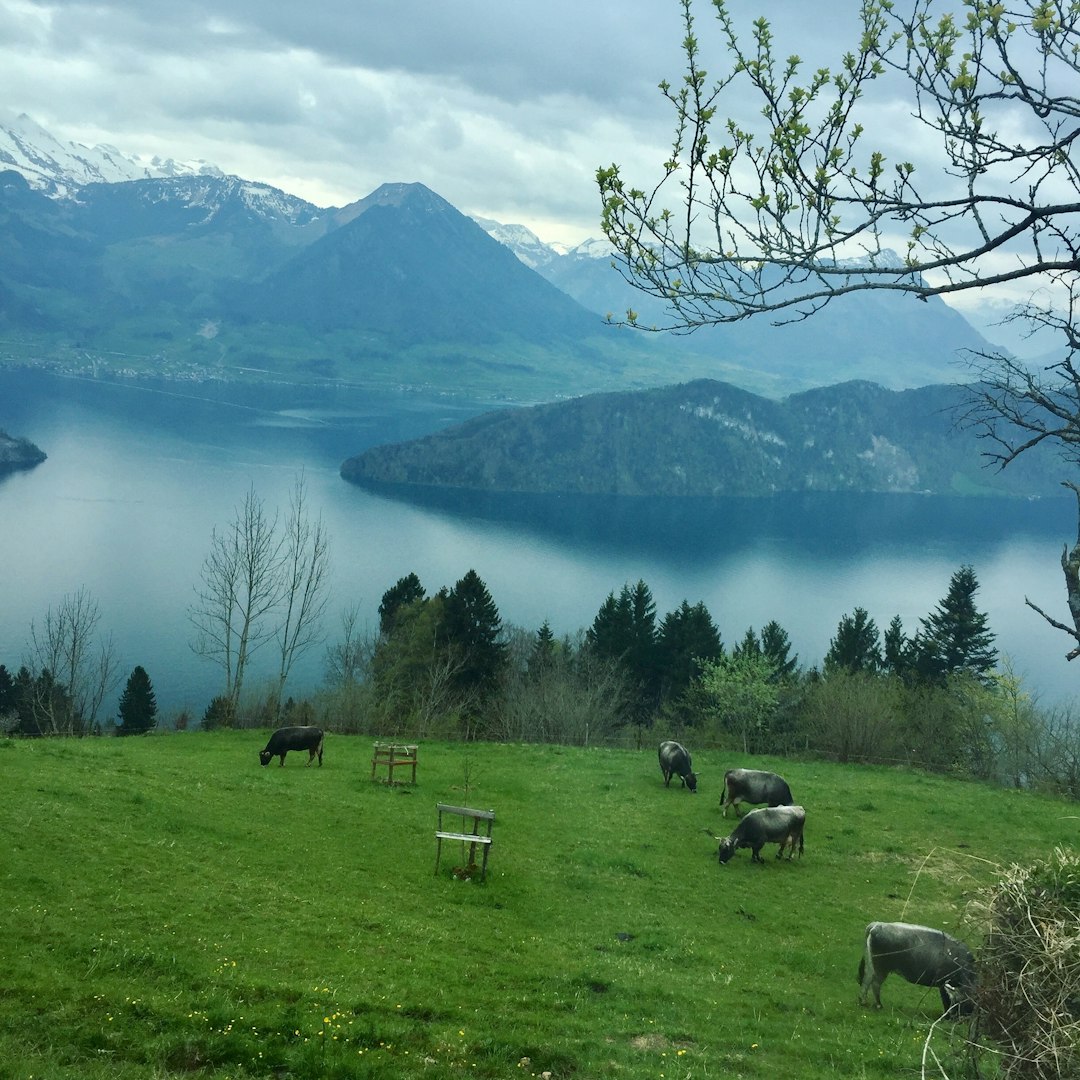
left=370, top=743, right=418, bottom=785
left=434, top=803, right=495, bottom=881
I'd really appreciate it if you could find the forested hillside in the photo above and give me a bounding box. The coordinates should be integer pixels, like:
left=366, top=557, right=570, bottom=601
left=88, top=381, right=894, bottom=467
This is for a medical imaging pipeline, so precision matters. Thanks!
left=341, top=378, right=1062, bottom=497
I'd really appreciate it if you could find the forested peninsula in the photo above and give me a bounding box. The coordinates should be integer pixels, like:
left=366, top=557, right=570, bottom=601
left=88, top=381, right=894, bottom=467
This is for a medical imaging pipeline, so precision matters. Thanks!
left=0, top=430, right=45, bottom=475
left=341, top=378, right=1061, bottom=498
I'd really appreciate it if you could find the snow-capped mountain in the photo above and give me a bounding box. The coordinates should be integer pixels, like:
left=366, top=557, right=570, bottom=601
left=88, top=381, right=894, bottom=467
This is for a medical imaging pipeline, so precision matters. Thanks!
left=471, top=215, right=613, bottom=269
left=0, top=112, right=223, bottom=196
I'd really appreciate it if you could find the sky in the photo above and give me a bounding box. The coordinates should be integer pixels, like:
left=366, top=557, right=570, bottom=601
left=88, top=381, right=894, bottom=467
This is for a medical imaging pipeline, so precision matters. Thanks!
left=0, top=0, right=1066, bottom=352
left=0, top=0, right=867, bottom=247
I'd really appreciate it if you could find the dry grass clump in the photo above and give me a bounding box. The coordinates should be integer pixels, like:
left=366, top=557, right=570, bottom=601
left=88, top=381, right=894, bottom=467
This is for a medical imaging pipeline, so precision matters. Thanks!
left=972, top=846, right=1080, bottom=1080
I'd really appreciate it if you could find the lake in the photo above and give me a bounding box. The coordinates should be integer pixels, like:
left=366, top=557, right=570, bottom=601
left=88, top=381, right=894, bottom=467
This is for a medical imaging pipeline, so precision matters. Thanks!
left=1, top=367, right=1077, bottom=719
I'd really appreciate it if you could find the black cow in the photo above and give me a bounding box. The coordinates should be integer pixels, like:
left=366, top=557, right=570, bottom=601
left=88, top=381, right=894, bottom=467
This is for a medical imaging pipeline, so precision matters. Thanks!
left=658, top=740, right=697, bottom=792
left=717, top=805, right=805, bottom=864
left=720, top=767, right=793, bottom=817
left=259, top=726, right=324, bottom=767
left=858, top=921, right=976, bottom=1014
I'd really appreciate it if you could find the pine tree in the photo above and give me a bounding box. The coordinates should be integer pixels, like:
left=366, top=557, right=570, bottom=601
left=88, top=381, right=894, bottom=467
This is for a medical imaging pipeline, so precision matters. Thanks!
left=883, top=615, right=915, bottom=677
left=916, top=565, right=998, bottom=681
left=441, top=570, right=507, bottom=704
left=587, top=580, right=660, bottom=720
left=529, top=620, right=558, bottom=677
left=117, top=665, right=158, bottom=735
left=824, top=608, right=883, bottom=675
left=760, top=620, right=798, bottom=680
left=0, top=664, right=15, bottom=717
left=378, top=573, right=426, bottom=637
left=656, top=600, right=723, bottom=703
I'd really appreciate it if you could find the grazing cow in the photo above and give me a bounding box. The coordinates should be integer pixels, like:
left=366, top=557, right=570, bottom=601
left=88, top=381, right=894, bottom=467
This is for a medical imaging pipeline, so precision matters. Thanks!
left=259, top=725, right=324, bottom=767
left=658, top=740, right=697, bottom=792
left=857, top=921, right=976, bottom=1014
left=721, top=767, right=793, bottom=817
left=717, top=805, right=805, bottom=864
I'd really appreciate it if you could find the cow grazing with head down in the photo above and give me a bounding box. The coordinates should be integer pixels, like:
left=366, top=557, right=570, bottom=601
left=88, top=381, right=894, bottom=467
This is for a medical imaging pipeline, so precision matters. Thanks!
left=717, top=805, right=805, bottom=864
left=721, top=767, right=793, bottom=817
left=857, top=921, right=976, bottom=1015
left=658, top=740, right=697, bottom=792
left=259, top=726, right=324, bottom=767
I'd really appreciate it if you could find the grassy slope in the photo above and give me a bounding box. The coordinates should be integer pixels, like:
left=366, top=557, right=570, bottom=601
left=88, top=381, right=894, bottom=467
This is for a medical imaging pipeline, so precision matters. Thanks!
left=1, top=734, right=1073, bottom=1079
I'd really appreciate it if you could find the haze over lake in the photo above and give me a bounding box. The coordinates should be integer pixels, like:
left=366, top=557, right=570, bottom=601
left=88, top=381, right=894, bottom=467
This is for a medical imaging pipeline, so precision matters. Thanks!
left=2, top=368, right=1077, bottom=719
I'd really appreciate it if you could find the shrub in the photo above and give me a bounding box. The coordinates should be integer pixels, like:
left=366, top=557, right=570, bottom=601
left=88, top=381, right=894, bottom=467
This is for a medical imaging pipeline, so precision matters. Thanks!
left=973, top=847, right=1080, bottom=1079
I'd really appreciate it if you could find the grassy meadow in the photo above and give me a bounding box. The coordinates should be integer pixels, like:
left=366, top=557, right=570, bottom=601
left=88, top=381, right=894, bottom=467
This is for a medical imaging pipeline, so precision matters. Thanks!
left=1, top=732, right=1076, bottom=1080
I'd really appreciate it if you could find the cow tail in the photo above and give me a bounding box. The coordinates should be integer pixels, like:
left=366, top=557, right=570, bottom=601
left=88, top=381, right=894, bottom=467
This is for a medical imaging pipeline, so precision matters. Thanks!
left=857, top=952, right=866, bottom=986
left=798, top=830, right=804, bottom=858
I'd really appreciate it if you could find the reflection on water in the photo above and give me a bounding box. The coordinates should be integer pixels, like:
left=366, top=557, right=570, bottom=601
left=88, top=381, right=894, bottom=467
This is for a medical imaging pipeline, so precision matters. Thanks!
left=1, top=368, right=1076, bottom=716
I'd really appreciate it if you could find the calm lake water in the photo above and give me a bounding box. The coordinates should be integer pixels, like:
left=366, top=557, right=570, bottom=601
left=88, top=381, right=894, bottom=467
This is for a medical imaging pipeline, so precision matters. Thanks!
left=2, top=368, right=1077, bottom=718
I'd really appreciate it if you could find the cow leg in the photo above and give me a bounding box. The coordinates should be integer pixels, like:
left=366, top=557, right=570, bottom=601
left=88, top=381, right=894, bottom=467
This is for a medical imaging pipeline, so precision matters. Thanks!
left=306, top=749, right=315, bottom=766
left=278, top=753, right=286, bottom=766
left=751, top=845, right=764, bottom=863
left=858, top=943, right=884, bottom=1007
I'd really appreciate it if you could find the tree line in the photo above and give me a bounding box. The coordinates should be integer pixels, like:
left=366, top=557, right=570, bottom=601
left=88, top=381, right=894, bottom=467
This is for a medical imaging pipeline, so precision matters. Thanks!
left=1, top=476, right=1077, bottom=800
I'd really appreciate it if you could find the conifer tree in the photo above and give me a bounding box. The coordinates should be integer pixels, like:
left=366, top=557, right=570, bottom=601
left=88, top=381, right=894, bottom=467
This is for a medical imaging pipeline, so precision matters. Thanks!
left=441, top=570, right=507, bottom=704
left=883, top=615, right=914, bottom=676
left=824, top=608, right=883, bottom=675
left=759, top=620, right=798, bottom=680
left=378, top=573, right=426, bottom=637
left=656, top=599, right=723, bottom=702
left=529, top=620, right=558, bottom=677
left=117, top=665, right=158, bottom=736
left=916, top=565, right=998, bottom=681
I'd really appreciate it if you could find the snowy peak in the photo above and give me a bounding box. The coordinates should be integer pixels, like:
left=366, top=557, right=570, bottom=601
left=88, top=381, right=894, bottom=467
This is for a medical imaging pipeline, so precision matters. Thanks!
left=0, top=112, right=223, bottom=196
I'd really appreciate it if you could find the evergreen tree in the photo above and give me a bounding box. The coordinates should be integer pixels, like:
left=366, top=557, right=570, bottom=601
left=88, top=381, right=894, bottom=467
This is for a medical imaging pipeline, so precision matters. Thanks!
left=441, top=570, right=508, bottom=705
left=656, top=600, right=723, bottom=703
left=378, top=573, right=426, bottom=637
left=116, top=665, right=158, bottom=736
left=586, top=590, right=635, bottom=661
left=760, top=620, right=798, bottom=680
left=883, top=615, right=916, bottom=677
left=528, top=620, right=558, bottom=677
left=824, top=608, right=883, bottom=675
left=0, top=664, right=15, bottom=718
left=587, top=580, right=660, bottom=722
left=732, top=626, right=764, bottom=661
left=916, top=565, right=998, bottom=681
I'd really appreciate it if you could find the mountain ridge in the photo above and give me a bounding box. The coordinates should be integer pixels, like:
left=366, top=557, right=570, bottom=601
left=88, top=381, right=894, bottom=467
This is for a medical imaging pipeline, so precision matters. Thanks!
left=0, top=114, right=1010, bottom=399
left=340, top=377, right=1060, bottom=498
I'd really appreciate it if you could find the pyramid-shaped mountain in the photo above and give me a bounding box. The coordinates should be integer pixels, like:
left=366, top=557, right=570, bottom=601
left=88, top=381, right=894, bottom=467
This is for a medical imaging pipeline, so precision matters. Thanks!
left=241, top=183, right=605, bottom=346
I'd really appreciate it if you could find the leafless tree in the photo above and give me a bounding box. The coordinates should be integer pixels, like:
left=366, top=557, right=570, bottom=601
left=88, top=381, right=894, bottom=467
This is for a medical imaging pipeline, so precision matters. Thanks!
left=190, top=486, right=285, bottom=719
left=272, top=473, right=331, bottom=717
left=26, top=587, right=120, bottom=734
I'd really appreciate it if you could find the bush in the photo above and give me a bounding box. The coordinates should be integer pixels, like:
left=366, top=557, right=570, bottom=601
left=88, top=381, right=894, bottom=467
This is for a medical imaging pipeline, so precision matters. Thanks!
left=973, top=847, right=1080, bottom=1079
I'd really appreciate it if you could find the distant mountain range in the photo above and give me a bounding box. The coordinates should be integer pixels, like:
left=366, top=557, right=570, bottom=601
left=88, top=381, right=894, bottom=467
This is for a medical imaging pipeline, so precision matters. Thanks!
left=0, top=114, right=1008, bottom=400
left=341, top=378, right=1061, bottom=498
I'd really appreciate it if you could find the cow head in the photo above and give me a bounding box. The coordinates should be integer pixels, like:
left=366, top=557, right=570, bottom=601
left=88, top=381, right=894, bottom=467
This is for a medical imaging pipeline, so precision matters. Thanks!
left=717, top=837, right=736, bottom=864
left=685, top=771, right=698, bottom=793
left=259, top=750, right=273, bottom=766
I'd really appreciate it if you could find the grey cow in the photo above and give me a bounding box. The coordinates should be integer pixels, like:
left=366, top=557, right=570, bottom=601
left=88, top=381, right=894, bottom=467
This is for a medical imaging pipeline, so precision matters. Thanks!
left=720, top=767, right=793, bottom=817
left=857, top=921, right=976, bottom=1014
left=259, top=725, right=324, bottom=767
left=717, top=805, right=805, bottom=864
left=658, top=740, right=697, bottom=792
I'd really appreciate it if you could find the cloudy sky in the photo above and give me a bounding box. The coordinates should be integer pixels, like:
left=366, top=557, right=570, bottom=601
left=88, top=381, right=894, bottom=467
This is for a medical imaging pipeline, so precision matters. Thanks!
left=3, top=0, right=866, bottom=247
left=2, top=0, right=1065, bottom=351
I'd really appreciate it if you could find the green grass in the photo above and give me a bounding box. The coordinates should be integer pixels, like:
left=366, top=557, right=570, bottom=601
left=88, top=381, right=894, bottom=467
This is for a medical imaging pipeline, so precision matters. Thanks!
left=1, top=734, right=1073, bottom=1079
